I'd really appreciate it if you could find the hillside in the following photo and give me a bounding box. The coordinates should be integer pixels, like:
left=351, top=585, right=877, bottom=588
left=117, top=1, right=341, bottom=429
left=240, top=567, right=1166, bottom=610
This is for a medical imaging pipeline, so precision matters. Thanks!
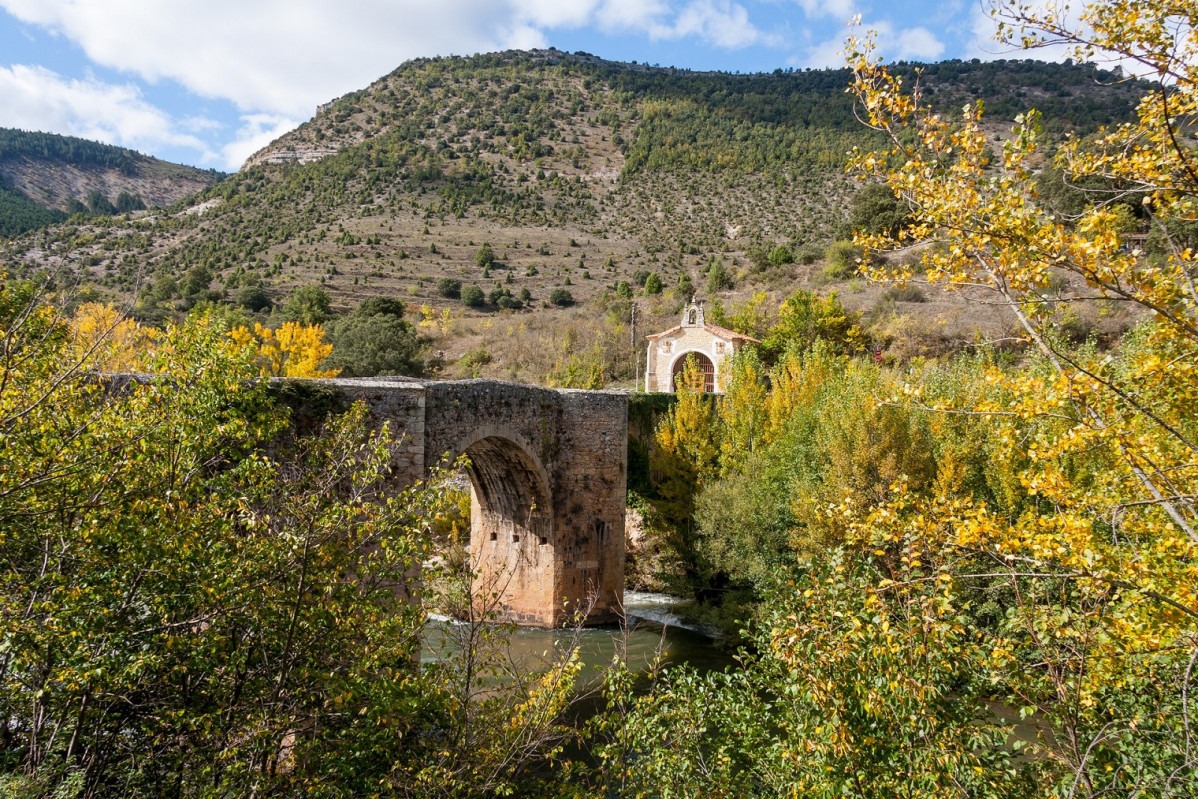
left=0, top=129, right=224, bottom=236
left=2, top=51, right=1145, bottom=383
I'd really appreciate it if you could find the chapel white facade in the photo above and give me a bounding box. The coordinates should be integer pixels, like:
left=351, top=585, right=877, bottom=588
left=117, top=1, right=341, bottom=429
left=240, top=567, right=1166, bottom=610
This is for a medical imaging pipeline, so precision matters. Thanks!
left=643, top=299, right=760, bottom=393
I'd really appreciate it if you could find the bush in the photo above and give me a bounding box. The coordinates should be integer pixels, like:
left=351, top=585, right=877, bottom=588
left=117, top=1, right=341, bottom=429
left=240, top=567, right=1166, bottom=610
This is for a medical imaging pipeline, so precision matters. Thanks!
left=437, top=277, right=462, bottom=298
left=460, top=285, right=485, bottom=307
left=236, top=285, right=272, bottom=312
left=328, top=313, right=425, bottom=377
left=767, top=244, right=794, bottom=267
left=823, top=240, right=864, bottom=280
left=705, top=262, right=733, bottom=293
left=474, top=243, right=497, bottom=268
left=882, top=284, right=926, bottom=303
left=549, top=288, right=575, bottom=307
left=356, top=296, right=406, bottom=318
left=282, top=285, right=331, bottom=325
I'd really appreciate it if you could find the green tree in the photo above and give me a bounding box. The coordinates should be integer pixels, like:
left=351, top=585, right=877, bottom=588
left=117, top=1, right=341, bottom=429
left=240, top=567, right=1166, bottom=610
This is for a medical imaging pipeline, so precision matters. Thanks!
left=460, top=284, right=485, bottom=307
left=474, top=242, right=497, bottom=268
left=849, top=182, right=911, bottom=236
left=282, top=284, right=332, bottom=325
left=761, top=289, right=866, bottom=361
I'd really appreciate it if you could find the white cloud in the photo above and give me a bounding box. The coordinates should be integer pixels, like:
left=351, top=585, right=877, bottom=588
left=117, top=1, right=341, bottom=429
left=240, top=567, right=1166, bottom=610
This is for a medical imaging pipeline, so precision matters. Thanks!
left=895, top=26, right=945, bottom=61
left=0, top=1, right=538, bottom=118
left=652, top=1, right=764, bottom=48
left=803, top=36, right=848, bottom=69
left=0, top=0, right=767, bottom=125
left=0, top=63, right=215, bottom=159
left=799, top=18, right=945, bottom=68
left=516, top=0, right=601, bottom=28
left=221, top=113, right=302, bottom=169
left=594, top=0, right=672, bottom=31
left=793, top=0, right=857, bottom=20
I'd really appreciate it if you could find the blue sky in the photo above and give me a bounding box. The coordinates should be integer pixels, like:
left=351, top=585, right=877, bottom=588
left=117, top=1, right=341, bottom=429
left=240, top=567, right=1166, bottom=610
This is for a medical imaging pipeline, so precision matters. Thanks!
left=0, top=1, right=1020, bottom=171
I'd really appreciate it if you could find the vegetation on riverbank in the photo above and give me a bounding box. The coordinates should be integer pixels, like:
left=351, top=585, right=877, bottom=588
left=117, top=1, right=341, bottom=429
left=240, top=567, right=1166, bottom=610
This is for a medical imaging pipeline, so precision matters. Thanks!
left=3, top=0, right=1197, bottom=796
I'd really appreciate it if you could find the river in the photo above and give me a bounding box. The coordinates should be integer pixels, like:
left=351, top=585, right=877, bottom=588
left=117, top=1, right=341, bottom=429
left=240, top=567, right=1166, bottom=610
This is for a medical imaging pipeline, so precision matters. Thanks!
left=422, top=590, right=734, bottom=682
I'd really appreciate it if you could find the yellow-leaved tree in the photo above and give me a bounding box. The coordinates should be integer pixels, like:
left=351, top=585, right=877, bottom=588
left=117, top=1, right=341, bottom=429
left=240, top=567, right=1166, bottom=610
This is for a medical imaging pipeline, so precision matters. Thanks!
left=837, top=1, right=1198, bottom=793
left=70, top=302, right=158, bottom=372
left=229, top=321, right=339, bottom=378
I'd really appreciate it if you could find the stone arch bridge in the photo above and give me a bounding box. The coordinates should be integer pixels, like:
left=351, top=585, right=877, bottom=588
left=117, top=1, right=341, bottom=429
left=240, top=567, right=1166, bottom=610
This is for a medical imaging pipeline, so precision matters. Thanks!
left=283, top=378, right=627, bottom=628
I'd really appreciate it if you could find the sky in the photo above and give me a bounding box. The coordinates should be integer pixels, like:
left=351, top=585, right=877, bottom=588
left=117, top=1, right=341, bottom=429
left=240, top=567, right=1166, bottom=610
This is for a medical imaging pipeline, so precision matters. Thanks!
left=0, top=1, right=1028, bottom=172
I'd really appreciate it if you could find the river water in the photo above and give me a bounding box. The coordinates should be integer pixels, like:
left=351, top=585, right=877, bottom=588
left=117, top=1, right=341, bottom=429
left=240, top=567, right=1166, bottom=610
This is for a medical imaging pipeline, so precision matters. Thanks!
left=422, top=591, right=734, bottom=682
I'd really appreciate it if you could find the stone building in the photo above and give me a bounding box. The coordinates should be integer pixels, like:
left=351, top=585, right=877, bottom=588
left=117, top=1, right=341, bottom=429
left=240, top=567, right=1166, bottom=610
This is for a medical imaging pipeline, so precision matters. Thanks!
left=644, top=299, right=761, bottom=393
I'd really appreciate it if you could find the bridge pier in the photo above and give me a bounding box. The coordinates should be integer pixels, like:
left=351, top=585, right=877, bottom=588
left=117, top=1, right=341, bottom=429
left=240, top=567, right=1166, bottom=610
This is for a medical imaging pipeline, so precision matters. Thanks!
left=293, top=378, right=627, bottom=628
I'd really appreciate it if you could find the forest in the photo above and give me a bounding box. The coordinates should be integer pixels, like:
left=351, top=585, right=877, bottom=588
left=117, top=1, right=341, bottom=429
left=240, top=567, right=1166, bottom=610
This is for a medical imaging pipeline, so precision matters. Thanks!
left=1, top=0, right=1197, bottom=796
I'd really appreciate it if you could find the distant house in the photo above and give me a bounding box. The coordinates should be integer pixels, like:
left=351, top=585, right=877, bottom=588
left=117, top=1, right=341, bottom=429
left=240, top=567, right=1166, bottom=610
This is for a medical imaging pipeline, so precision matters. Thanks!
left=644, top=298, right=760, bottom=393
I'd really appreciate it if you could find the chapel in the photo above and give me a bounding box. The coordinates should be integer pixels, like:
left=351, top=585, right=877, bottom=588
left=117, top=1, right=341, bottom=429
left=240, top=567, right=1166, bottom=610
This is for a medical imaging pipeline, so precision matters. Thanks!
left=643, top=298, right=760, bottom=393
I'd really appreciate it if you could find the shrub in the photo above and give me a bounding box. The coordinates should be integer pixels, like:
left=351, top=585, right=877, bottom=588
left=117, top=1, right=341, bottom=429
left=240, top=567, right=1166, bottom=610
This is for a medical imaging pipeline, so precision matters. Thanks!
left=823, top=240, right=864, bottom=280
left=437, top=277, right=462, bottom=298
left=882, top=284, right=926, bottom=303
left=549, top=288, right=575, bottom=307
left=460, top=285, right=485, bottom=307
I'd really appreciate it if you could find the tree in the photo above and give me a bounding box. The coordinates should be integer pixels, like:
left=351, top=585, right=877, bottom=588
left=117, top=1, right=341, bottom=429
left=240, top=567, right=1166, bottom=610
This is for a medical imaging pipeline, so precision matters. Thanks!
left=282, top=284, right=332, bottom=325
left=846, top=5, right=1198, bottom=793
left=229, top=321, right=339, bottom=378
left=849, top=182, right=911, bottom=236
left=355, top=296, right=406, bottom=318
left=69, top=302, right=157, bottom=372
left=437, top=277, right=462, bottom=298
left=549, top=288, right=574, bottom=307
left=474, top=242, right=497, bottom=268
left=236, top=284, right=272, bottom=312
left=460, top=284, right=485, bottom=308
left=761, top=289, right=866, bottom=361
left=327, top=305, right=425, bottom=377
left=644, top=272, right=663, bottom=295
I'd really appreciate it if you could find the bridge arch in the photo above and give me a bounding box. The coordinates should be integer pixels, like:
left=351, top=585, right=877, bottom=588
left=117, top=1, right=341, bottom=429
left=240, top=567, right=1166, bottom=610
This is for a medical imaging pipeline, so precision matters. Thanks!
left=455, top=429, right=557, bottom=624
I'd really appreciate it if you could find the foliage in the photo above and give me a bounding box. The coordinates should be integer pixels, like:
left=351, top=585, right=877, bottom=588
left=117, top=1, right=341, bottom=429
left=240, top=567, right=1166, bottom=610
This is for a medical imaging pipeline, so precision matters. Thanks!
left=326, top=302, right=425, bottom=377
left=849, top=182, right=911, bottom=236
left=579, top=552, right=1035, bottom=798
left=69, top=301, right=158, bottom=372
left=460, top=284, right=485, bottom=307
left=760, top=288, right=867, bottom=361
left=823, top=239, right=865, bottom=279
left=549, top=287, right=574, bottom=307
left=230, top=320, right=339, bottom=378
left=840, top=4, right=1198, bottom=793
left=282, top=283, right=332, bottom=325
left=0, top=182, right=65, bottom=236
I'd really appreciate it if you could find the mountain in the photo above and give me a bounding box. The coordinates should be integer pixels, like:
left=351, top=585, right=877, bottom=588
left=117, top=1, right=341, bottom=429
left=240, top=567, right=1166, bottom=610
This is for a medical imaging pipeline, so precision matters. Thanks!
left=2, top=51, right=1145, bottom=383
left=0, top=129, right=224, bottom=236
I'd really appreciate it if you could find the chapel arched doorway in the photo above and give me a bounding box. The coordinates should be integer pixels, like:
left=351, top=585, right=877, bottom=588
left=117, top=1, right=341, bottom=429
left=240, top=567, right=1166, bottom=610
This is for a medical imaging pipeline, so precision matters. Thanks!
left=671, top=352, right=715, bottom=393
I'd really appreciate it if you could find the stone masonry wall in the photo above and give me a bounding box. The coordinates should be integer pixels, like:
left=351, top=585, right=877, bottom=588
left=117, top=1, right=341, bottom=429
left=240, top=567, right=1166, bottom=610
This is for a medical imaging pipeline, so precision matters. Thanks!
left=280, top=377, right=626, bottom=628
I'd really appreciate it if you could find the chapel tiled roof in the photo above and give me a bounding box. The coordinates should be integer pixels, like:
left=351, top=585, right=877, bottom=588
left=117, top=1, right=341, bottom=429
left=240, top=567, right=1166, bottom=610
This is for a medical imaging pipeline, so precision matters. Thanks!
left=645, top=324, right=761, bottom=344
